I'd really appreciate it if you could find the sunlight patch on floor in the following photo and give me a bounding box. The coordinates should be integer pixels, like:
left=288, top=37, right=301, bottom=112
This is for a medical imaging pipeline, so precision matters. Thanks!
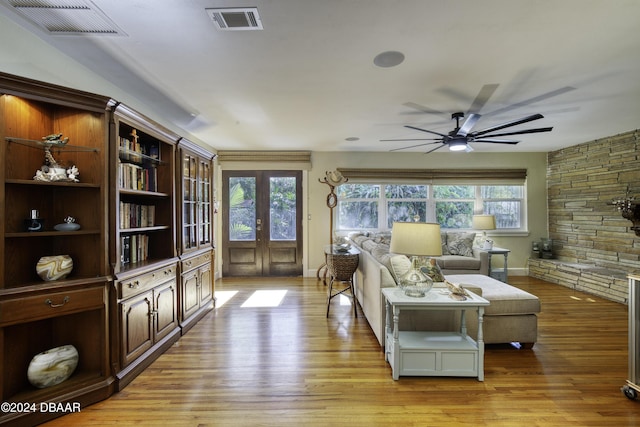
left=338, top=294, right=353, bottom=306
left=241, top=290, right=288, bottom=307
left=214, top=290, right=239, bottom=308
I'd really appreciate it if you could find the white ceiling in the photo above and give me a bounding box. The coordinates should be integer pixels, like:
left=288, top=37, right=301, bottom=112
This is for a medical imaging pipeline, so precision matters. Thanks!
left=1, top=0, right=639, bottom=154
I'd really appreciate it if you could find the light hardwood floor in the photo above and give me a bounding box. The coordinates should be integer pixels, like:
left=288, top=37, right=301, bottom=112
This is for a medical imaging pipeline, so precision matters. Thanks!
left=42, top=276, right=638, bottom=426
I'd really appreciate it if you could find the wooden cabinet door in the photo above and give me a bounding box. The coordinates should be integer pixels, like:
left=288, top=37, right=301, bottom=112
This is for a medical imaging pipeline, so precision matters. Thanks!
left=199, top=263, right=213, bottom=306
left=154, top=279, right=178, bottom=342
left=120, top=290, right=154, bottom=367
left=181, top=270, right=200, bottom=320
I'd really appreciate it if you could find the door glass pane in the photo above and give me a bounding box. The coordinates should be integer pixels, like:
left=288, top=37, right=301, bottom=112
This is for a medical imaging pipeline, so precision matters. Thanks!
left=229, top=177, right=256, bottom=241
left=270, top=177, right=296, bottom=240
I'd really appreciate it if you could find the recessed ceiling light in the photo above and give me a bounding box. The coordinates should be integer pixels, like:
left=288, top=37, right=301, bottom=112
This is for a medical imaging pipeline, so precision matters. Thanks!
left=373, top=51, right=405, bottom=68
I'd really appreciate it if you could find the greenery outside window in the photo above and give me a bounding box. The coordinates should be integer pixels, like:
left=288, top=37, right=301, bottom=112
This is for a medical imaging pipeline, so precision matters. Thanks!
left=337, top=183, right=525, bottom=232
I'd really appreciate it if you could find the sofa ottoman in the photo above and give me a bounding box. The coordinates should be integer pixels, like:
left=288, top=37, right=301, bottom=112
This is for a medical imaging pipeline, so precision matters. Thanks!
left=445, top=274, right=541, bottom=348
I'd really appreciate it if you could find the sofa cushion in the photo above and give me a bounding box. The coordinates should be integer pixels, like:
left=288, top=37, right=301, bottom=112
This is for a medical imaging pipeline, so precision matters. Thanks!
left=436, top=255, right=481, bottom=270
left=389, top=255, right=411, bottom=284
left=446, top=232, right=476, bottom=257
left=446, top=274, right=541, bottom=316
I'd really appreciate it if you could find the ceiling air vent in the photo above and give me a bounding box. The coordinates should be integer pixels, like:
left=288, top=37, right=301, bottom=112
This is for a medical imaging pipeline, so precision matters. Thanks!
left=206, top=7, right=263, bottom=31
left=6, top=0, right=125, bottom=35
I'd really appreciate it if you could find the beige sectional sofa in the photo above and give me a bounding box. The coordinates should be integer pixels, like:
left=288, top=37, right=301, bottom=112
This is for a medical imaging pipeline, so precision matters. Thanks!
left=348, top=232, right=541, bottom=348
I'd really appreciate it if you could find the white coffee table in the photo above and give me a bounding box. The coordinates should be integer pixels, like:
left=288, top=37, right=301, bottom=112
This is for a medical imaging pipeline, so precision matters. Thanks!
left=382, top=286, right=490, bottom=381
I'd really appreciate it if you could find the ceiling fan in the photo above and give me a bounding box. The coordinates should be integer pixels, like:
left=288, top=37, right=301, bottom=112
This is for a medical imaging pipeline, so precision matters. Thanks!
left=382, top=84, right=554, bottom=153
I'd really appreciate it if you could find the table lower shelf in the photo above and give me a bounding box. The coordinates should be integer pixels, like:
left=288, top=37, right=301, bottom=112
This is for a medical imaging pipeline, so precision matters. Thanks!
left=386, top=331, right=482, bottom=380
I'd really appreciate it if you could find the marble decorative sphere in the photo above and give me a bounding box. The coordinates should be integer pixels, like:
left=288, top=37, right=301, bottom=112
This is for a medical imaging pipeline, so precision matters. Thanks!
left=27, top=344, right=79, bottom=389
left=36, top=255, right=73, bottom=281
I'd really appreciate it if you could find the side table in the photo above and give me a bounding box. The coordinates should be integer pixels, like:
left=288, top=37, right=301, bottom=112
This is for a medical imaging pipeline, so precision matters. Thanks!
left=324, top=245, right=360, bottom=317
left=382, top=287, right=490, bottom=381
left=486, top=247, right=510, bottom=283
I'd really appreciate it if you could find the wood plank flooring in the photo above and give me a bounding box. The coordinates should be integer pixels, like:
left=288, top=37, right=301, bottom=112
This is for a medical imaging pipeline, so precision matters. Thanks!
left=42, top=276, right=638, bottom=426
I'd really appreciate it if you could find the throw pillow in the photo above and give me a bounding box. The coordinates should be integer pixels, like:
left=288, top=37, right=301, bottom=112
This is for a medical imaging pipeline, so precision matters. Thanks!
left=420, top=258, right=445, bottom=282
left=446, top=232, right=476, bottom=257
left=389, top=255, right=411, bottom=284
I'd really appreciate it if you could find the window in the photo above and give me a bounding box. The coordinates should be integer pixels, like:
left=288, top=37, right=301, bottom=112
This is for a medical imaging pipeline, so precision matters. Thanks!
left=385, top=184, right=428, bottom=227
left=336, top=184, right=380, bottom=229
left=337, top=183, right=525, bottom=232
left=481, top=185, right=523, bottom=229
left=434, top=185, right=474, bottom=229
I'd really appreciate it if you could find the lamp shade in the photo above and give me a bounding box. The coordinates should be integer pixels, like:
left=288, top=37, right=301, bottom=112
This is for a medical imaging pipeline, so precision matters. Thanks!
left=390, top=222, right=442, bottom=257
left=472, top=214, right=496, bottom=231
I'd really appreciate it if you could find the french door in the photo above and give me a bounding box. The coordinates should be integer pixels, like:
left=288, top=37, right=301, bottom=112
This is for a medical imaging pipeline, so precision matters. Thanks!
left=221, top=170, right=302, bottom=276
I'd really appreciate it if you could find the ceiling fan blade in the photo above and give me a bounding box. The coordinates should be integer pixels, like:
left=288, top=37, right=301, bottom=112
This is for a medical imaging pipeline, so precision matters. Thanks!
left=401, top=102, right=448, bottom=117
left=478, top=126, right=553, bottom=138
left=467, top=84, right=499, bottom=114
left=473, top=139, right=520, bottom=144
left=404, top=125, right=449, bottom=138
left=484, top=86, right=576, bottom=117
left=424, top=144, right=447, bottom=154
left=471, top=113, right=544, bottom=137
left=380, top=138, right=441, bottom=142
left=389, top=142, right=440, bottom=152
left=457, top=113, right=481, bottom=136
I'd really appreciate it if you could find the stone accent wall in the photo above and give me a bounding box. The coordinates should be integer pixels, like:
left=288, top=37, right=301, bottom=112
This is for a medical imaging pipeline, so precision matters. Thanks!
left=528, top=258, right=628, bottom=303
left=540, top=128, right=640, bottom=302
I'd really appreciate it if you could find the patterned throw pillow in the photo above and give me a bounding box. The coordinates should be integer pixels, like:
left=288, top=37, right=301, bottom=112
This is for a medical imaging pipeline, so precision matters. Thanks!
left=446, top=232, right=476, bottom=257
left=421, top=258, right=445, bottom=282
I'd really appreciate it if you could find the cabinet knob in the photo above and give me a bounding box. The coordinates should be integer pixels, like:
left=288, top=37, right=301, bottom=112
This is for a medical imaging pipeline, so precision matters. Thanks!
left=129, top=281, right=140, bottom=289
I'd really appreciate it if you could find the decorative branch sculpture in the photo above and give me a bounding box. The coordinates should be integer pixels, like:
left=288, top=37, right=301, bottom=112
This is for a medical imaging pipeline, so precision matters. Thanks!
left=609, top=190, right=640, bottom=236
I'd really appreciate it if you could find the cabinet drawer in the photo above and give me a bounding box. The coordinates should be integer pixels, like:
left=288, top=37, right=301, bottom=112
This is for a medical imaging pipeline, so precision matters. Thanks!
left=118, top=265, right=176, bottom=300
left=181, top=251, right=211, bottom=272
left=0, top=286, right=106, bottom=326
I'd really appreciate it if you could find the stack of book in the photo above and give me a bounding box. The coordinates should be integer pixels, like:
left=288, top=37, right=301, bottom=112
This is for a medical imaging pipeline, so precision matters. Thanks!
left=120, top=234, right=149, bottom=265
left=119, top=202, right=156, bottom=229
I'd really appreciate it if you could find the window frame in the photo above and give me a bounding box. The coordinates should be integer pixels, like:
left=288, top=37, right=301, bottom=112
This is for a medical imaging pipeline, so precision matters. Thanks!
left=336, top=181, right=528, bottom=235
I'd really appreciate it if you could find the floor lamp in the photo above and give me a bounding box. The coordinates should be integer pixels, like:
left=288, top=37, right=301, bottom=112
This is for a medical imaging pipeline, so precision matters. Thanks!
left=316, top=170, right=348, bottom=281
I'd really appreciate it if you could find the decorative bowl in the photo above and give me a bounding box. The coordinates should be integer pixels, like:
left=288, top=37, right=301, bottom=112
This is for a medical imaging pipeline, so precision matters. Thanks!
left=36, top=255, right=73, bottom=281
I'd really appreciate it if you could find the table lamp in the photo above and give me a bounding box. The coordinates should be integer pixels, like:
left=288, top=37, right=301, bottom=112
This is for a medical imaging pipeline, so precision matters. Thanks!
left=390, top=222, right=442, bottom=297
left=473, top=214, right=496, bottom=249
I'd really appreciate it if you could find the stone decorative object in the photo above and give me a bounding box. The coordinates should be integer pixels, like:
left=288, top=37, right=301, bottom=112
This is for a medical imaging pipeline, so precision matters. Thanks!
left=54, top=216, right=81, bottom=231
left=27, top=344, right=79, bottom=389
left=36, top=255, right=73, bottom=281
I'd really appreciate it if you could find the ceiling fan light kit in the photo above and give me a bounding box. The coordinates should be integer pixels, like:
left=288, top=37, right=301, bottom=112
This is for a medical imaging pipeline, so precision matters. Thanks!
left=448, top=139, right=468, bottom=151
